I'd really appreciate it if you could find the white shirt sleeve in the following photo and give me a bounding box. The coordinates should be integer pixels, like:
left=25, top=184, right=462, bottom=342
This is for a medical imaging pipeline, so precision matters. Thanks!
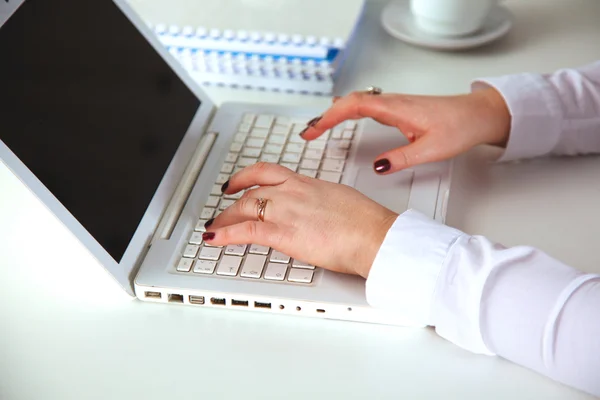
left=365, top=61, right=600, bottom=397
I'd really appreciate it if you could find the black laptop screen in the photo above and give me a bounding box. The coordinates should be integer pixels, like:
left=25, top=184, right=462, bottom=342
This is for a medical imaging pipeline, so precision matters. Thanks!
left=0, top=0, right=201, bottom=262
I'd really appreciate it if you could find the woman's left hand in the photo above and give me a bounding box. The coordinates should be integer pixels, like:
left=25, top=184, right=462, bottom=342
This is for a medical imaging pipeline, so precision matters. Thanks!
left=202, top=162, right=398, bottom=279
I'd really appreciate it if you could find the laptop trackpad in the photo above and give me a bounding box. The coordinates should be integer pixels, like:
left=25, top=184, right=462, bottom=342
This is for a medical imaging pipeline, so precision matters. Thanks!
left=353, top=168, right=414, bottom=214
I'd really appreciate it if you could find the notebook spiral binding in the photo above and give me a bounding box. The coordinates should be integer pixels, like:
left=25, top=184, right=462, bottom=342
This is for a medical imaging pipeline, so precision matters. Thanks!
left=151, top=23, right=342, bottom=95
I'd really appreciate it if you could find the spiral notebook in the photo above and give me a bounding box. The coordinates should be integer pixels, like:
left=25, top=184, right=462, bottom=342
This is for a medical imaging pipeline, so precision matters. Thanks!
left=127, top=0, right=366, bottom=95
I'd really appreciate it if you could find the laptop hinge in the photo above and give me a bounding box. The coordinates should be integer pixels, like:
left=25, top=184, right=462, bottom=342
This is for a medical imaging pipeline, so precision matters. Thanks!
left=154, top=131, right=217, bottom=241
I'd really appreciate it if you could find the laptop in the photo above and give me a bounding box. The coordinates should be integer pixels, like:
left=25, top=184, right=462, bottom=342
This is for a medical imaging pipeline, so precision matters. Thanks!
left=0, top=0, right=451, bottom=326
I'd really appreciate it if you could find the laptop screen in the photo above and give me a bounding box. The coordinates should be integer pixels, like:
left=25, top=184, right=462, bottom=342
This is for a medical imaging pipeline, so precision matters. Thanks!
left=0, top=0, right=200, bottom=262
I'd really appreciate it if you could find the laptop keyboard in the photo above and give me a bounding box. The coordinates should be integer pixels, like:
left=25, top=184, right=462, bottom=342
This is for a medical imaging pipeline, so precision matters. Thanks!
left=175, top=112, right=357, bottom=284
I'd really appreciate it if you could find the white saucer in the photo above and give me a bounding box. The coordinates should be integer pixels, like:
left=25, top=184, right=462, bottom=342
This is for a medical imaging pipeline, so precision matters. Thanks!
left=381, top=0, right=514, bottom=51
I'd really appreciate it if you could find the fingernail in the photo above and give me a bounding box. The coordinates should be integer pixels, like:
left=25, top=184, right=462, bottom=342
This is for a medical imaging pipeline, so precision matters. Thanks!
left=221, top=180, right=229, bottom=193
left=306, top=116, right=322, bottom=127
left=202, top=232, right=215, bottom=241
left=204, top=218, right=214, bottom=228
left=374, top=159, right=391, bottom=174
left=299, top=127, right=308, bottom=138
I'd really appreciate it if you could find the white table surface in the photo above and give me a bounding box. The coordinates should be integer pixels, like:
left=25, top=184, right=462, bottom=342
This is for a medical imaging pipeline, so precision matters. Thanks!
left=2, top=1, right=600, bottom=399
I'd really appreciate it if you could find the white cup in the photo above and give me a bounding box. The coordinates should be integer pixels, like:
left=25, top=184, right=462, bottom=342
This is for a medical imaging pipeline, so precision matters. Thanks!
left=410, top=0, right=502, bottom=37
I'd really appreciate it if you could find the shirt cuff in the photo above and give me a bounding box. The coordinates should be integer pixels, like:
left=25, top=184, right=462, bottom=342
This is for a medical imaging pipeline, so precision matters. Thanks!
left=471, top=73, right=563, bottom=162
left=365, top=209, right=465, bottom=327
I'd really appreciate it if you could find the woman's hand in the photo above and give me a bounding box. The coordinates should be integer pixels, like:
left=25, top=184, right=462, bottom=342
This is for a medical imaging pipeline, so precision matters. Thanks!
left=300, top=87, right=511, bottom=174
left=202, top=162, right=398, bottom=279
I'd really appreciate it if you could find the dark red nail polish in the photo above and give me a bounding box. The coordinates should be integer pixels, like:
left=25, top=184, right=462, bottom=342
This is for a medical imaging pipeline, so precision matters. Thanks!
left=221, top=180, right=229, bottom=193
left=374, top=159, right=391, bottom=174
left=299, top=127, right=308, bottom=138
left=307, top=116, right=322, bottom=127
left=202, top=232, right=215, bottom=241
left=204, top=218, right=214, bottom=228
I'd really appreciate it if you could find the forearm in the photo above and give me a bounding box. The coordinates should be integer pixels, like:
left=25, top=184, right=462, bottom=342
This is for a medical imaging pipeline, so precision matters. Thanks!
left=366, top=210, right=600, bottom=397
left=472, top=61, right=600, bottom=161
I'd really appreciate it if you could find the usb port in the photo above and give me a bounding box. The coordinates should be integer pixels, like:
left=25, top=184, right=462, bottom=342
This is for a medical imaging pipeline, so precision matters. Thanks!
left=316, top=309, right=326, bottom=313
left=254, top=301, right=271, bottom=309
left=189, top=295, right=205, bottom=305
left=231, top=299, right=249, bottom=307
left=144, top=291, right=161, bottom=299
left=210, top=297, right=226, bottom=305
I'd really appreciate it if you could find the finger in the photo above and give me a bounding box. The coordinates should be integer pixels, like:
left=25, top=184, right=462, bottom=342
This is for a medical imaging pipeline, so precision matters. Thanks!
left=332, top=96, right=341, bottom=103
left=209, top=187, right=279, bottom=229
left=223, top=162, right=295, bottom=194
left=300, top=92, right=401, bottom=141
left=372, top=137, right=445, bottom=174
left=202, top=220, right=285, bottom=249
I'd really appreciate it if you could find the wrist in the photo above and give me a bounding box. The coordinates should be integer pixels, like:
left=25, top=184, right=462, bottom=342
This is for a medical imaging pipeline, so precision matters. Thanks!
left=354, top=210, right=398, bottom=279
left=471, top=87, right=511, bottom=147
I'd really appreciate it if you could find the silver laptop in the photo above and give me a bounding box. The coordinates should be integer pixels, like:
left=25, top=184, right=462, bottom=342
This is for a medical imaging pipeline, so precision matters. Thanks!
left=0, top=0, right=451, bottom=326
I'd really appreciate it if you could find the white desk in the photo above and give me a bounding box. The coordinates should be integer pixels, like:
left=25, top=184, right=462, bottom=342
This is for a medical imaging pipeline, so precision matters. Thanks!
left=1, top=1, right=599, bottom=399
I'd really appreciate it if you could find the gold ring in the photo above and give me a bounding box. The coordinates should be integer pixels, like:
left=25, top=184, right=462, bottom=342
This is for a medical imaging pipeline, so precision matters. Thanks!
left=257, top=198, right=267, bottom=222
left=366, top=86, right=383, bottom=95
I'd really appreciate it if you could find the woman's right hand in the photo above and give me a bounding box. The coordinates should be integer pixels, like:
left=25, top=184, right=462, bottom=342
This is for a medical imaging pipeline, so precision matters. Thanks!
left=300, top=87, right=512, bottom=174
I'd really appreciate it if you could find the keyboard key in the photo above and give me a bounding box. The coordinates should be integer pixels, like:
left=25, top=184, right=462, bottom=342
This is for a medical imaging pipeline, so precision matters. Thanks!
left=242, top=147, right=261, bottom=158
left=240, top=254, right=267, bottom=278
left=281, top=152, right=301, bottom=163
left=288, top=268, right=314, bottom=283
left=267, top=135, right=286, bottom=145
left=292, top=259, right=315, bottom=270
left=321, top=159, right=345, bottom=173
left=318, top=129, right=331, bottom=141
left=183, top=244, right=200, bottom=258
left=242, top=113, right=255, bottom=125
left=298, top=169, right=317, bottom=178
left=345, top=120, right=357, bottom=129
left=237, top=157, right=257, bottom=167
left=254, top=114, right=274, bottom=128
left=219, top=198, right=235, bottom=210
left=224, top=244, right=247, bottom=256
left=270, top=250, right=290, bottom=263
left=246, top=138, right=265, bottom=148
left=264, top=262, right=288, bottom=281
left=287, top=134, right=305, bottom=144
left=307, top=141, right=326, bottom=150
left=275, top=116, right=291, bottom=126
left=230, top=142, right=243, bottom=152
left=195, top=219, right=209, bottom=232
left=264, top=144, right=283, bottom=154
left=325, top=148, right=347, bottom=160
left=206, top=195, right=220, bottom=208
left=338, top=140, right=351, bottom=150
left=300, top=159, right=320, bottom=170
left=285, top=143, right=304, bottom=153
left=177, top=257, right=194, bottom=272
left=211, top=184, right=222, bottom=196
left=318, top=171, right=341, bottom=183
left=260, top=153, right=279, bottom=163
left=238, top=122, right=252, bottom=134
left=216, top=255, right=242, bottom=276
left=250, top=127, right=270, bottom=138
left=272, top=125, right=289, bottom=136
left=233, top=133, right=247, bottom=143
left=279, top=162, right=298, bottom=172
left=223, top=191, right=243, bottom=200
left=221, top=163, right=235, bottom=174
left=215, top=173, right=230, bottom=184
left=193, top=259, right=217, bottom=274
left=291, top=123, right=306, bottom=134
left=189, top=232, right=204, bottom=245
left=200, top=207, right=215, bottom=219
left=199, top=246, right=222, bottom=260
left=331, top=125, right=344, bottom=139
left=249, top=244, right=270, bottom=255
left=233, top=167, right=245, bottom=174
left=342, top=129, right=354, bottom=140
left=303, top=148, right=323, bottom=160
left=225, top=152, right=238, bottom=163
